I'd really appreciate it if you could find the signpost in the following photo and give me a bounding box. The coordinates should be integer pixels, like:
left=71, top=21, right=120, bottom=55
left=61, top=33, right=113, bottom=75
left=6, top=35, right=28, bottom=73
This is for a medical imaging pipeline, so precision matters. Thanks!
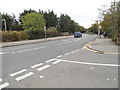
left=44, top=26, right=46, bottom=40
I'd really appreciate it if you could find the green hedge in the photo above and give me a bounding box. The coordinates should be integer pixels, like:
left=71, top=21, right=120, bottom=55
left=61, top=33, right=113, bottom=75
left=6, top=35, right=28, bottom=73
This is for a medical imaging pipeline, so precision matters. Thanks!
left=0, top=27, right=59, bottom=42
left=1, top=31, right=28, bottom=42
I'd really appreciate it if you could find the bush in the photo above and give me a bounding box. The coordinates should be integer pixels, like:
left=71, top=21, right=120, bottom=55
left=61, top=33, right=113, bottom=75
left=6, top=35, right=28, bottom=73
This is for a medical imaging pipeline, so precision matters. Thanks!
left=1, top=31, right=28, bottom=42
left=27, top=30, right=45, bottom=39
left=46, top=27, right=58, bottom=37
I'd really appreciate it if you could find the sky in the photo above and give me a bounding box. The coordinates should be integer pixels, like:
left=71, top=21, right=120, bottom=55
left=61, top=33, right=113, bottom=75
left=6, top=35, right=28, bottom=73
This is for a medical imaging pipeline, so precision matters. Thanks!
left=0, top=0, right=111, bottom=28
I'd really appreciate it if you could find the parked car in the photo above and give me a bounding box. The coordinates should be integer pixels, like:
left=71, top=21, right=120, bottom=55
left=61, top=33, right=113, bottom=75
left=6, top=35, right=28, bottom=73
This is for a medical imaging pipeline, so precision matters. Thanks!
left=74, top=32, right=82, bottom=38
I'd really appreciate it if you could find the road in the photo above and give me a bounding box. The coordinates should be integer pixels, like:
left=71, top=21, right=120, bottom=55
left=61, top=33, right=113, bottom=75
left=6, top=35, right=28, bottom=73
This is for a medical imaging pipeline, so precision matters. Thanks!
left=0, top=34, right=118, bottom=88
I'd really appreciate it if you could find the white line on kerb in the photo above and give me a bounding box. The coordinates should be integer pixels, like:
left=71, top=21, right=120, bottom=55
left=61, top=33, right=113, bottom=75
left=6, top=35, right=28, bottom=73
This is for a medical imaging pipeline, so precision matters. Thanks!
left=52, top=60, right=62, bottom=64
left=37, top=65, right=50, bottom=71
left=31, top=63, right=43, bottom=68
left=0, top=82, right=9, bottom=89
left=16, top=72, right=34, bottom=81
left=55, top=59, right=119, bottom=67
left=9, top=69, right=27, bottom=77
left=0, top=78, right=2, bottom=82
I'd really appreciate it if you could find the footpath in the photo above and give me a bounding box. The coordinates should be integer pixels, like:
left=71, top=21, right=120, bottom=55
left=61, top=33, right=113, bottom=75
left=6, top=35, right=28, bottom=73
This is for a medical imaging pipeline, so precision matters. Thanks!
left=84, top=36, right=120, bottom=54
left=0, top=36, right=72, bottom=48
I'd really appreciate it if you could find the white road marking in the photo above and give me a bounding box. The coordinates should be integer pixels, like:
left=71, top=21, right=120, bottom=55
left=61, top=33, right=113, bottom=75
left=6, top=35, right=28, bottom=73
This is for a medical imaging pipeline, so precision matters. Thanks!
left=56, top=55, right=63, bottom=58
left=40, top=76, right=44, bottom=79
left=114, top=78, right=116, bottom=80
left=0, top=52, right=5, bottom=55
left=64, top=53, right=70, bottom=55
left=0, top=78, right=2, bottom=82
left=12, top=46, right=47, bottom=53
left=0, top=82, right=9, bottom=89
left=31, top=63, right=43, bottom=68
left=55, top=59, right=120, bottom=67
left=52, top=60, right=62, bottom=64
left=57, top=41, right=71, bottom=45
left=46, top=58, right=57, bottom=63
left=37, top=65, right=50, bottom=71
left=75, top=50, right=79, bottom=52
left=90, top=67, right=94, bottom=70
left=9, top=69, right=27, bottom=77
left=16, top=72, right=34, bottom=81
left=71, top=51, right=75, bottom=53
left=107, top=78, right=110, bottom=80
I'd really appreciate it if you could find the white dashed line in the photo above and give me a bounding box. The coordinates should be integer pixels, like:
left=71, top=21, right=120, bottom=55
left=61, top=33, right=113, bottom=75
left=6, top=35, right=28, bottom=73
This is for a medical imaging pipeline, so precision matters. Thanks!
left=56, top=55, right=63, bottom=58
left=52, top=60, right=62, bottom=64
left=0, top=52, right=5, bottom=55
left=75, top=50, right=79, bottom=52
left=0, top=82, right=9, bottom=89
left=46, top=59, right=56, bottom=63
left=37, top=65, right=50, bottom=71
left=15, top=72, right=34, bottom=81
left=12, top=46, right=47, bottom=54
left=31, top=63, right=43, bottom=68
left=0, top=78, right=2, bottom=82
left=40, top=76, right=44, bottom=79
left=64, top=53, right=70, bottom=55
left=9, top=69, right=27, bottom=77
left=71, top=51, right=75, bottom=53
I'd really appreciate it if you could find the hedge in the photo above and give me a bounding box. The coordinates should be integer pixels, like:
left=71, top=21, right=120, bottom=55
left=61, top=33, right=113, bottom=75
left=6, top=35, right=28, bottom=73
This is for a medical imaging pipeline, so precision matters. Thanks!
left=0, top=27, right=59, bottom=42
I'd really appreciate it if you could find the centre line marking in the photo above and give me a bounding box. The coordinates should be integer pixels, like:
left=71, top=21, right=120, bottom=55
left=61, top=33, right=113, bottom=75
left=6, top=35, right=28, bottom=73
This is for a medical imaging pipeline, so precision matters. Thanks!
left=52, top=60, right=62, bottom=64
left=31, top=63, right=43, bottom=68
left=0, top=82, right=9, bottom=89
left=37, top=65, right=50, bottom=71
left=9, top=69, right=27, bottom=77
left=16, top=72, right=34, bottom=81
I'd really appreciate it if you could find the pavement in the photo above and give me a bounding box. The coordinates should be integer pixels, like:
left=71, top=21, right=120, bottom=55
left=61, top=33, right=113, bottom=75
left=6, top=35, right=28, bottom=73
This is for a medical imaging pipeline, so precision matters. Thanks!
left=0, top=35, right=73, bottom=48
left=84, top=36, right=120, bottom=55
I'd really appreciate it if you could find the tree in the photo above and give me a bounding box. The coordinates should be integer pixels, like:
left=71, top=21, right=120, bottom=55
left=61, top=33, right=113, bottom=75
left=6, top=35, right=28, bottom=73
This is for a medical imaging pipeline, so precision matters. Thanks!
left=43, top=10, right=58, bottom=28
left=59, top=14, right=71, bottom=32
left=21, top=12, right=45, bottom=31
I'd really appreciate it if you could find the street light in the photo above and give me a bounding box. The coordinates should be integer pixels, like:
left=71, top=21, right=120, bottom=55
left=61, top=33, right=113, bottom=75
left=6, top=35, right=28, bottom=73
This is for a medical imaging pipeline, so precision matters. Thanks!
left=2, top=19, right=7, bottom=31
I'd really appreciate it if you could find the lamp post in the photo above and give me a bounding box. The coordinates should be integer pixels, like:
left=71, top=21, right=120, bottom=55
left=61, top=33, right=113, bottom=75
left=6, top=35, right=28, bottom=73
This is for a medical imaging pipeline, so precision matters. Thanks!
left=2, top=19, right=7, bottom=31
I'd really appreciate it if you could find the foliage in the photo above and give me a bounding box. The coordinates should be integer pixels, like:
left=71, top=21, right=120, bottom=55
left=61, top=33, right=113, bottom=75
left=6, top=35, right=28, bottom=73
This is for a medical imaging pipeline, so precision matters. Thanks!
left=43, top=10, right=58, bottom=28
left=21, top=12, right=45, bottom=31
left=99, top=1, right=120, bottom=41
left=1, top=31, right=28, bottom=42
left=46, top=27, right=58, bottom=37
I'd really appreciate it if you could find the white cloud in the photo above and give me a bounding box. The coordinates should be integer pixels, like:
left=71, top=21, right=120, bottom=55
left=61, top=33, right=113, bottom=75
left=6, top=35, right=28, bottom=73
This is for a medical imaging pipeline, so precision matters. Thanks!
left=0, top=0, right=111, bottom=28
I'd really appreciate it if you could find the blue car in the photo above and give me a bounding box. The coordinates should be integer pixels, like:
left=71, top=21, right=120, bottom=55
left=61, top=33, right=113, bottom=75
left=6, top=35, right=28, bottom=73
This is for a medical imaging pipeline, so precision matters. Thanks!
left=74, top=32, right=82, bottom=38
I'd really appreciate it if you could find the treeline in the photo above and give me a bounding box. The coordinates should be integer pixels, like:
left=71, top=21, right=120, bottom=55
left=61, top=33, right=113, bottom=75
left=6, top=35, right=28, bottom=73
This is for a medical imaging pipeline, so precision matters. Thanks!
left=0, top=9, right=86, bottom=41
left=87, top=1, right=120, bottom=44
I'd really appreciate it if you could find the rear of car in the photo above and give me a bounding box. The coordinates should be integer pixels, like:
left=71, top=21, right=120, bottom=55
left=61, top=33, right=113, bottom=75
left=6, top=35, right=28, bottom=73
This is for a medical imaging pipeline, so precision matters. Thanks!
left=74, top=32, right=82, bottom=38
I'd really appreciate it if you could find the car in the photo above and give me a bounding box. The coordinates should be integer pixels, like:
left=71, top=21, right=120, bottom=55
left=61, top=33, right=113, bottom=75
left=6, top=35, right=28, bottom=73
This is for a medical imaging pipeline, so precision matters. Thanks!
left=74, top=32, right=82, bottom=38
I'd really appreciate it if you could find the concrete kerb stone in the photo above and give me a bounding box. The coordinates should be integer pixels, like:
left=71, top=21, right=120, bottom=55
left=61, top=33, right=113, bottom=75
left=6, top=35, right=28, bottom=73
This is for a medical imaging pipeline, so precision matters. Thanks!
left=84, top=38, right=120, bottom=54
left=0, top=36, right=73, bottom=48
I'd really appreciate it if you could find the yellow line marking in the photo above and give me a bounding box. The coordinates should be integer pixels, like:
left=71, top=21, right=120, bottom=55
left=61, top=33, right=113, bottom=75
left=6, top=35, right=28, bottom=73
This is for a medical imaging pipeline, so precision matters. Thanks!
left=83, top=40, right=120, bottom=55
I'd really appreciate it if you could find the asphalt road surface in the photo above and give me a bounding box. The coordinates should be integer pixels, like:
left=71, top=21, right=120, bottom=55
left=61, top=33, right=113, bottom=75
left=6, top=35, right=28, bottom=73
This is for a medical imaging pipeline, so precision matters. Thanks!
left=0, top=34, right=118, bottom=88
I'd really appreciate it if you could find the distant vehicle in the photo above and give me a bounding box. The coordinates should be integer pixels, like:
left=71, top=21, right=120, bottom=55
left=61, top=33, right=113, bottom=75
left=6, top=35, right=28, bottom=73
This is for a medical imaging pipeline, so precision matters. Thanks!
left=74, top=32, right=82, bottom=38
